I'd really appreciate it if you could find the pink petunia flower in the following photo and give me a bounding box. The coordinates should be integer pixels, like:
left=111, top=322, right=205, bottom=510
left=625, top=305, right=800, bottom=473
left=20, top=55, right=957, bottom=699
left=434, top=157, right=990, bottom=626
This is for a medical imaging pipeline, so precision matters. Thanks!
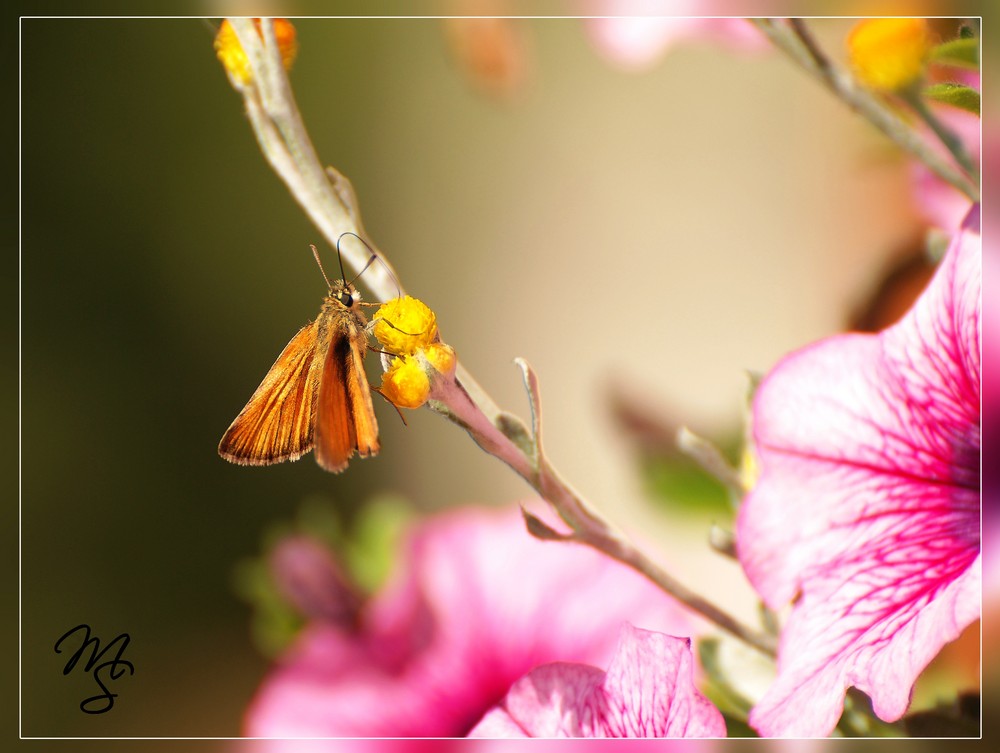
left=736, top=207, right=981, bottom=737
left=245, top=505, right=698, bottom=737
left=468, top=624, right=725, bottom=738
left=584, top=1, right=766, bottom=72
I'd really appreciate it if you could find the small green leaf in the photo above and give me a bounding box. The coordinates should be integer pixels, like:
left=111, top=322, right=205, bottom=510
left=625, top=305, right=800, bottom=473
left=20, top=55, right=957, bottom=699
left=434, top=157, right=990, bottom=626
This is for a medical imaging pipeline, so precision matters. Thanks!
left=697, top=637, right=725, bottom=680
left=643, top=457, right=731, bottom=516
left=232, top=557, right=304, bottom=657
left=696, top=638, right=755, bottom=720
left=930, top=37, right=979, bottom=68
left=496, top=412, right=534, bottom=456
left=923, top=82, right=980, bottom=116
left=344, top=494, right=413, bottom=592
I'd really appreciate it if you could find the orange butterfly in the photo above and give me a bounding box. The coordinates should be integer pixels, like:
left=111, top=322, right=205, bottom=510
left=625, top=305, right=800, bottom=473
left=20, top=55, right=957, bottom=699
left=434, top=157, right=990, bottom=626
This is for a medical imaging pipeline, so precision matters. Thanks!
left=218, top=244, right=380, bottom=473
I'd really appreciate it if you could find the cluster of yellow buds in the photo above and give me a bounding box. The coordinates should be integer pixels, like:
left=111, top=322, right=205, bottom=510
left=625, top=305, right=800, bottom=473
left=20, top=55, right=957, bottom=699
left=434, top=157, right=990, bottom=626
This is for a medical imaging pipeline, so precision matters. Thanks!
left=373, top=296, right=456, bottom=409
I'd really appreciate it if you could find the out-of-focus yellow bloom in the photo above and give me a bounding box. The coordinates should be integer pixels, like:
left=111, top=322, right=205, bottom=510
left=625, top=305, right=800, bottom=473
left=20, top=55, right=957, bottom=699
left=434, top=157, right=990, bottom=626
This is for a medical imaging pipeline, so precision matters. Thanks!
left=381, top=356, right=431, bottom=409
left=215, top=18, right=298, bottom=87
left=847, top=18, right=930, bottom=92
left=374, top=296, right=437, bottom=356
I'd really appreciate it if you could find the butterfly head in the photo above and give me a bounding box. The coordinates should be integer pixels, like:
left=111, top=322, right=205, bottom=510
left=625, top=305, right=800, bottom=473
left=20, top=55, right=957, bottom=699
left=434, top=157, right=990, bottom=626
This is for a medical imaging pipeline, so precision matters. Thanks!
left=331, top=279, right=360, bottom=309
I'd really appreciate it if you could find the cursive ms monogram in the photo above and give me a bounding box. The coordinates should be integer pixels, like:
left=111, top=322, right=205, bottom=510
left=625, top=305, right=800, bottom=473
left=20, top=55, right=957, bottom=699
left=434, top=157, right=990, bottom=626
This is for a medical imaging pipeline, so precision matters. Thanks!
left=54, top=624, right=134, bottom=713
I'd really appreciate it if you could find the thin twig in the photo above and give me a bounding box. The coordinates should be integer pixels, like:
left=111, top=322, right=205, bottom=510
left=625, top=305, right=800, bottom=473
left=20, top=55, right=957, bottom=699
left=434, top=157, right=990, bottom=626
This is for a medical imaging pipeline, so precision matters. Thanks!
left=755, top=18, right=979, bottom=203
left=788, top=18, right=832, bottom=76
left=576, top=521, right=776, bottom=655
left=429, top=365, right=777, bottom=657
left=677, top=426, right=744, bottom=499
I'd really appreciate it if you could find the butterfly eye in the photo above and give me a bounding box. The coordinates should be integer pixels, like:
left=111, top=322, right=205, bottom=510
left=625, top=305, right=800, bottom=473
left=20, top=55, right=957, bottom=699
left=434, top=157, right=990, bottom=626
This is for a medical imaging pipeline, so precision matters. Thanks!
left=338, top=290, right=355, bottom=307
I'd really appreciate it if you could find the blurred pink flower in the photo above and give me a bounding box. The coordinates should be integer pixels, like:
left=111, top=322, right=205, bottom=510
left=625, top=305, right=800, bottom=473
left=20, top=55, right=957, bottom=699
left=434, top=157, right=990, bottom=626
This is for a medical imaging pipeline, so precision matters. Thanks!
left=737, top=207, right=981, bottom=737
left=584, top=1, right=765, bottom=71
left=246, top=505, right=698, bottom=737
left=469, top=624, right=725, bottom=738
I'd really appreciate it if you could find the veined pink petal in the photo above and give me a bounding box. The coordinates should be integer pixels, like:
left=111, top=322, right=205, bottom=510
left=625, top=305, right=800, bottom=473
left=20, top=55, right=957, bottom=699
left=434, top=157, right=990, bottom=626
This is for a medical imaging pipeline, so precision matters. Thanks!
left=468, top=624, right=725, bottom=738
left=246, top=505, right=697, bottom=737
left=737, top=211, right=981, bottom=737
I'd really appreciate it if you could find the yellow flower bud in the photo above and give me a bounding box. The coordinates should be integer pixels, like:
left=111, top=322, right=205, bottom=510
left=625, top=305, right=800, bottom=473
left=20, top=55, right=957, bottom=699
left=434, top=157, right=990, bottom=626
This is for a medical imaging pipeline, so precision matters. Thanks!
left=424, top=342, right=457, bottom=377
left=215, top=18, right=298, bottom=87
left=374, top=296, right=438, bottom=356
left=847, top=18, right=930, bottom=92
left=374, top=297, right=455, bottom=409
left=380, top=356, right=431, bottom=410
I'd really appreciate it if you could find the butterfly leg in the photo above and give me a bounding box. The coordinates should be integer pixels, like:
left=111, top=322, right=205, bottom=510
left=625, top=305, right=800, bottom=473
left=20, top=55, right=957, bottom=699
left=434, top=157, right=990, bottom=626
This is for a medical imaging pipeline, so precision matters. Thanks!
left=372, top=386, right=409, bottom=426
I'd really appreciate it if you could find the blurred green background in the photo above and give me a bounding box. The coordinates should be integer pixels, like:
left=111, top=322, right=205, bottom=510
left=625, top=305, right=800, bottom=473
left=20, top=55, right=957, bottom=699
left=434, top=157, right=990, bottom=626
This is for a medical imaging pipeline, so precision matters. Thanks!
left=17, top=8, right=985, bottom=742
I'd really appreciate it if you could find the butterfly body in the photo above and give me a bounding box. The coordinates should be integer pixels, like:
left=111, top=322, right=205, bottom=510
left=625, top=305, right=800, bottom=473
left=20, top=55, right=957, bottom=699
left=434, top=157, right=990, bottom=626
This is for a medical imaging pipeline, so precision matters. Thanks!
left=219, top=279, right=380, bottom=473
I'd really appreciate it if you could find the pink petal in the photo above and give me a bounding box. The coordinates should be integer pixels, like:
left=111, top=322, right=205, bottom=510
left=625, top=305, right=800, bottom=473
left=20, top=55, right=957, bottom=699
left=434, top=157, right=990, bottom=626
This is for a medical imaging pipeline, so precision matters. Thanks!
left=468, top=625, right=725, bottom=738
left=246, top=505, right=697, bottom=737
left=737, top=214, right=981, bottom=737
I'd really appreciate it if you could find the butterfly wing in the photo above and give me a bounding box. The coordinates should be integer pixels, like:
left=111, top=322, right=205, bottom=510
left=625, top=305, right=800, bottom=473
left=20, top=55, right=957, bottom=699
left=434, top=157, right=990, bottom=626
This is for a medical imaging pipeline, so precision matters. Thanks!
left=218, top=321, right=323, bottom=465
left=314, top=321, right=380, bottom=473
left=345, top=336, right=380, bottom=458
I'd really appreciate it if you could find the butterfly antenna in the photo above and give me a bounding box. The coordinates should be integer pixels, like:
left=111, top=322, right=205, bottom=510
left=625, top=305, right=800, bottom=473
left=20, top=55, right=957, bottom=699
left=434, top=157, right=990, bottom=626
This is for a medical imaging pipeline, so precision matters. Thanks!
left=335, top=232, right=358, bottom=284
left=337, top=231, right=404, bottom=299
left=353, top=252, right=380, bottom=287
left=310, top=244, right=334, bottom=290
left=336, top=231, right=379, bottom=284
left=376, top=254, right=403, bottom=300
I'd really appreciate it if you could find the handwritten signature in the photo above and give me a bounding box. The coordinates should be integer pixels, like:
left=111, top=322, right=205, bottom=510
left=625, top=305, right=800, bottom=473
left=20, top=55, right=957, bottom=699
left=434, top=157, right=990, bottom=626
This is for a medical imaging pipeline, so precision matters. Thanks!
left=54, top=624, right=134, bottom=713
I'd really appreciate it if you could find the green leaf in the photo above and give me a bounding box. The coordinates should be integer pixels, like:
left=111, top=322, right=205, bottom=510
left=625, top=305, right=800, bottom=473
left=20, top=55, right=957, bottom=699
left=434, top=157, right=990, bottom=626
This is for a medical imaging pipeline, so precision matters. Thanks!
left=343, top=494, right=413, bottom=592
left=643, top=455, right=733, bottom=516
left=930, top=37, right=979, bottom=69
left=923, top=82, right=980, bottom=116
left=696, top=637, right=755, bottom=721
left=231, top=557, right=303, bottom=657
left=496, top=411, right=535, bottom=457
